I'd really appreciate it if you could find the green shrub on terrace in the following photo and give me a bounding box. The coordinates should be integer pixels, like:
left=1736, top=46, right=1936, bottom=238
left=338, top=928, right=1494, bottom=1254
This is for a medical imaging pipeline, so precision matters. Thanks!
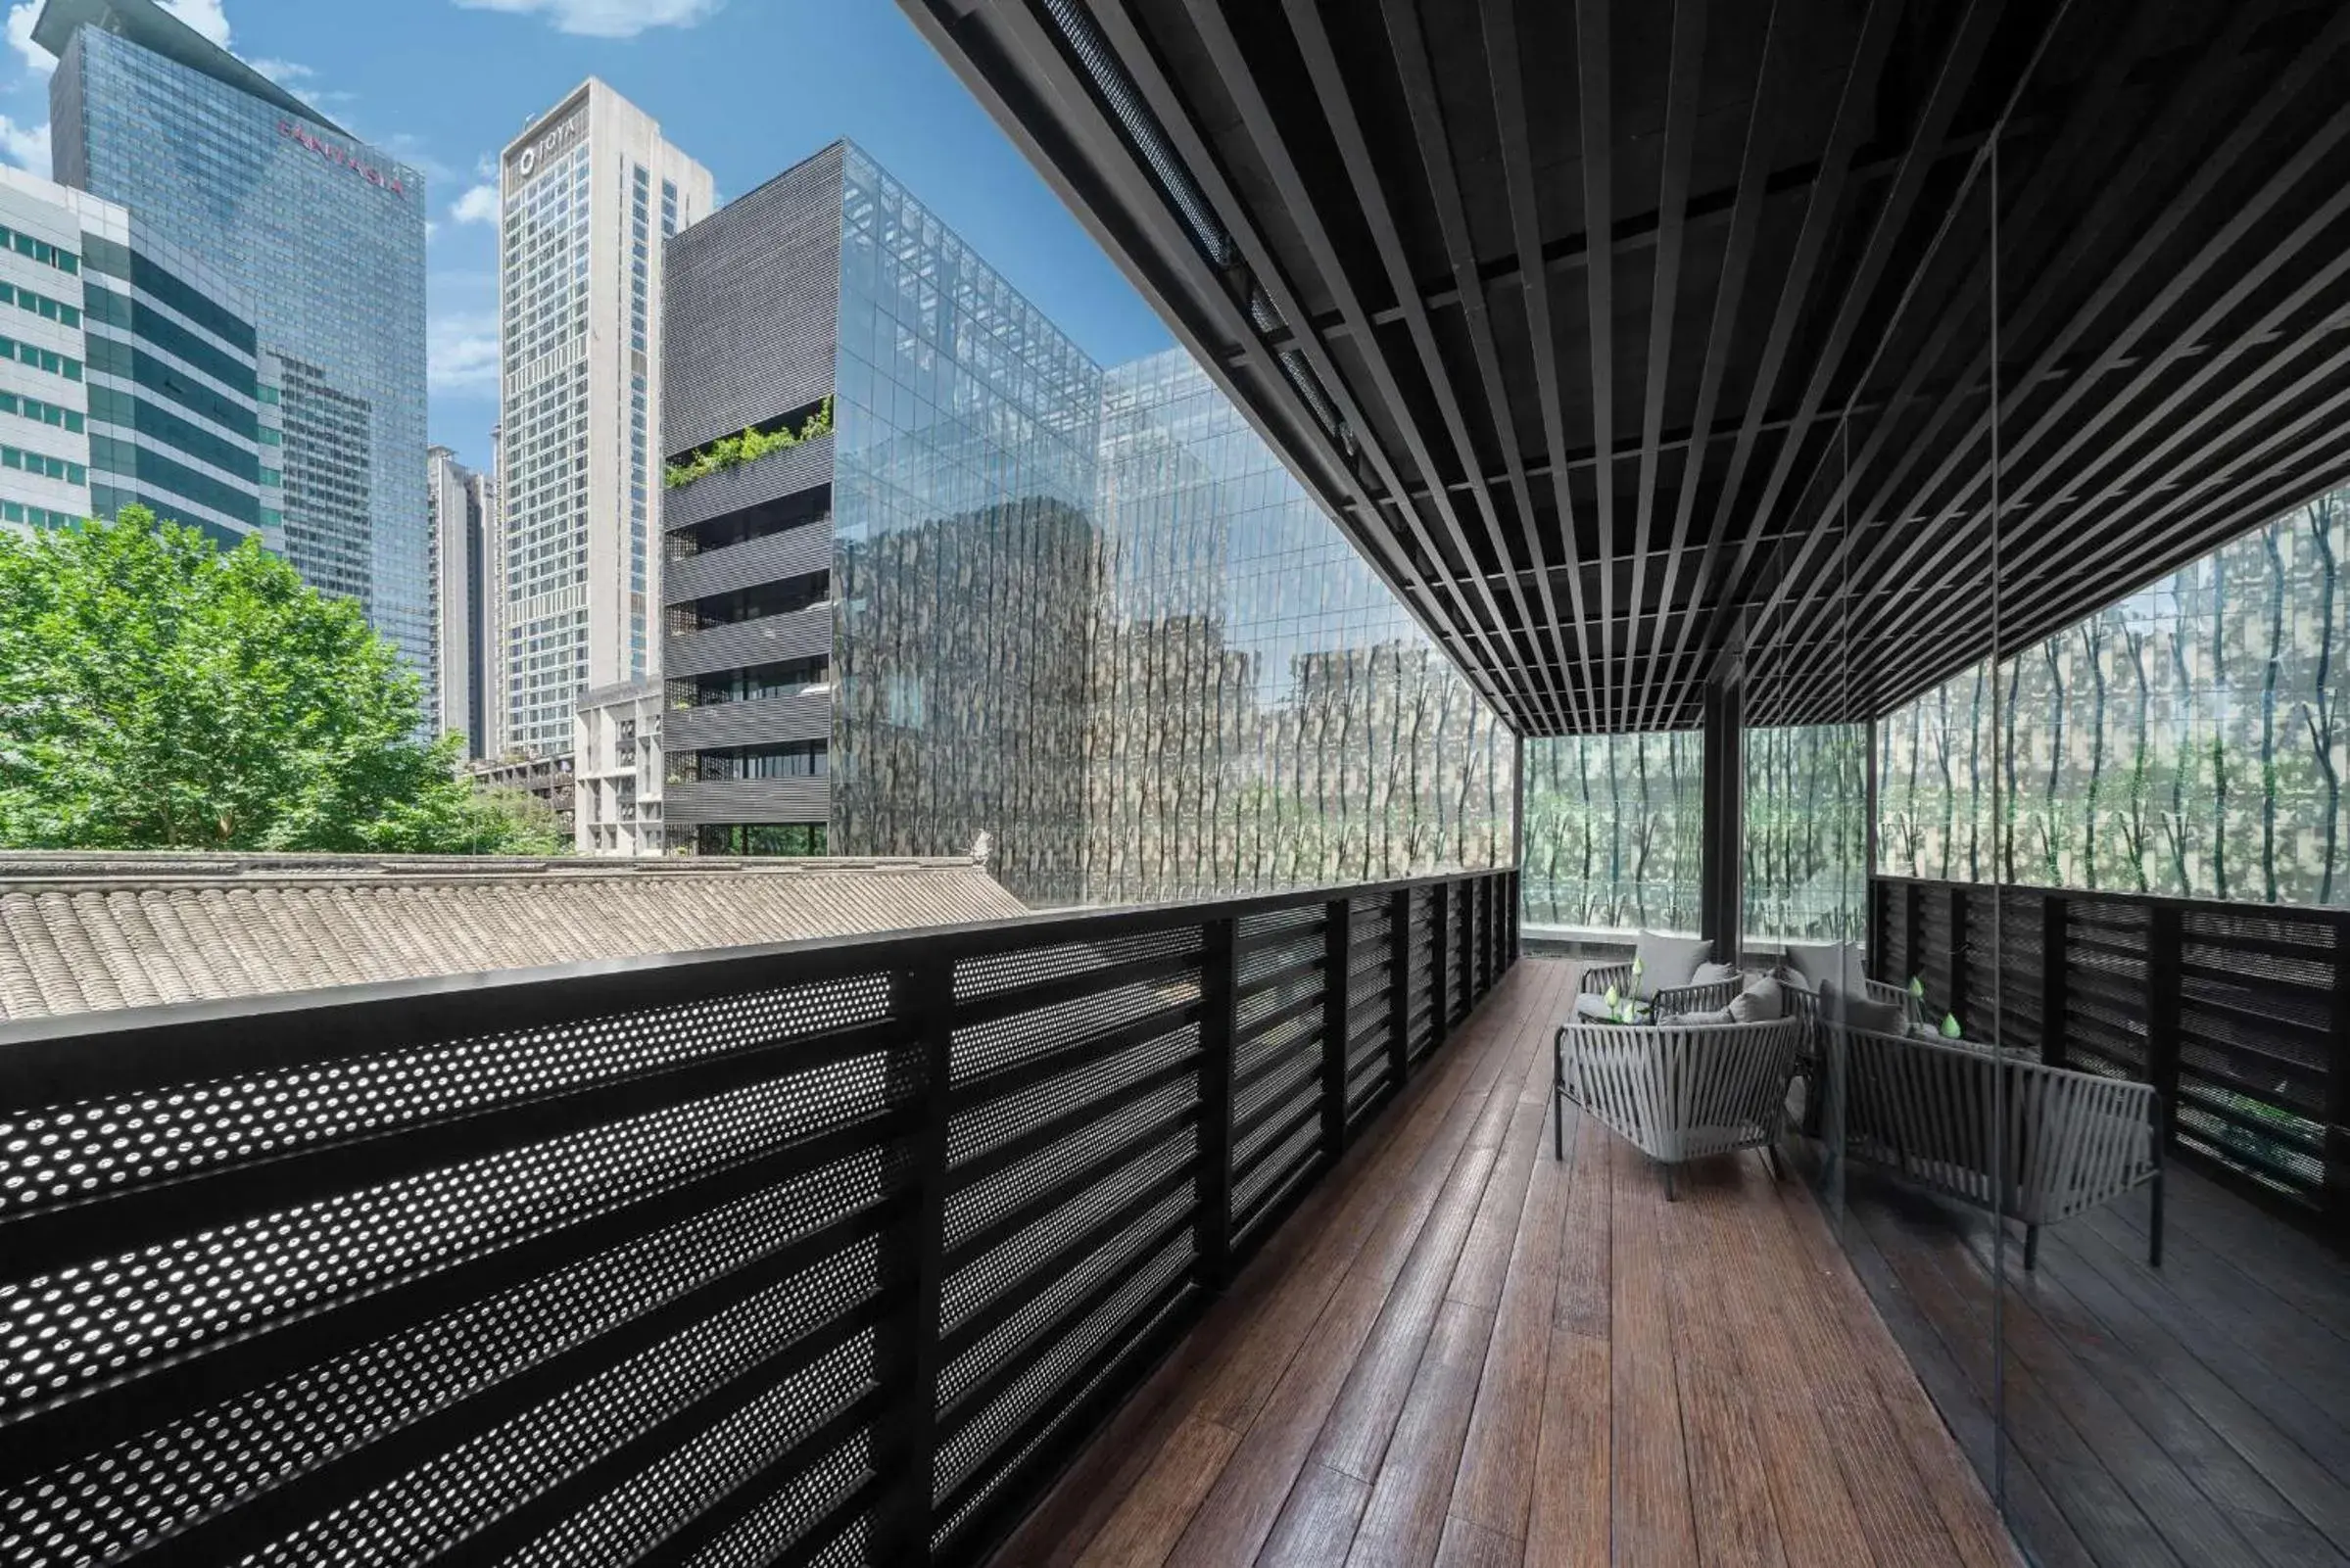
left=664, top=397, right=833, bottom=489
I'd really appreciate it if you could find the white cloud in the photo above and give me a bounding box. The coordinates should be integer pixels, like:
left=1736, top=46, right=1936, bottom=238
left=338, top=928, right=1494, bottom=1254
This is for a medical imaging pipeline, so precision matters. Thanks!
left=7, top=4, right=48, bottom=75
left=0, top=115, right=47, bottom=177
left=160, top=0, right=231, bottom=48
left=428, top=309, right=500, bottom=393
left=454, top=0, right=722, bottom=39
left=425, top=218, right=440, bottom=242
left=449, top=180, right=500, bottom=224
left=248, top=57, right=312, bottom=85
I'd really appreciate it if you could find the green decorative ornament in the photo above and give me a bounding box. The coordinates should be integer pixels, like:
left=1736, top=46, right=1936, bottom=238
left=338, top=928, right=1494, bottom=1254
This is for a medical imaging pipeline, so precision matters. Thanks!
left=1908, top=975, right=1926, bottom=998
left=1941, top=1013, right=1963, bottom=1039
left=1631, top=955, right=1646, bottom=975
left=1604, top=984, right=1621, bottom=1009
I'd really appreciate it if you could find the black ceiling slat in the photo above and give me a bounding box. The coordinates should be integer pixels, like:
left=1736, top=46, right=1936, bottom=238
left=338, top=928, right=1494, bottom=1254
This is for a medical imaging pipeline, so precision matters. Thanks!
left=1381, top=0, right=1585, bottom=734
left=1076, top=0, right=1526, bottom=720
left=1763, top=0, right=2326, bottom=706
left=1626, top=0, right=1709, bottom=742
left=1741, top=0, right=2165, bottom=687
left=1633, top=0, right=1790, bottom=735
left=1284, top=0, right=1572, bottom=732
left=907, top=0, right=2350, bottom=734
left=1834, top=0, right=2334, bottom=626
left=1171, top=0, right=1552, bottom=727
left=1484, top=0, right=1603, bottom=728
left=1699, top=0, right=2017, bottom=687
left=1852, top=370, right=2350, bottom=711
left=1647, top=0, right=1904, bottom=725
left=1848, top=91, right=2350, bottom=676
left=1573, top=0, right=1618, bottom=731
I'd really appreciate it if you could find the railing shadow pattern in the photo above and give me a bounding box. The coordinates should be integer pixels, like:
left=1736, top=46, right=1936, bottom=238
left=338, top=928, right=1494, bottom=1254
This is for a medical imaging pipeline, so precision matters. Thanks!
left=0, top=869, right=1516, bottom=1566
left=1874, top=875, right=2346, bottom=1243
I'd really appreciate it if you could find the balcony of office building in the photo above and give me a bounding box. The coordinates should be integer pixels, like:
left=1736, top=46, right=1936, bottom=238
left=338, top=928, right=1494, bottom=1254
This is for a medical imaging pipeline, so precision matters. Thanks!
left=6, top=3, right=2350, bottom=1567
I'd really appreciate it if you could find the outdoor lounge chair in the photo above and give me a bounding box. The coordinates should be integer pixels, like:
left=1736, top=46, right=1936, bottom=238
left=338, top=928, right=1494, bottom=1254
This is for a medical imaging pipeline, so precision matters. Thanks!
left=1824, top=1022, right=2164, bottom=1268
left=1554, top=1014, right=1806, bottom=1198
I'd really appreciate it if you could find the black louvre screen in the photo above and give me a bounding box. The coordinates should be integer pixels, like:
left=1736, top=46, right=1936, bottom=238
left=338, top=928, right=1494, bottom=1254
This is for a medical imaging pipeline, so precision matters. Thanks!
left=1875, top=875, right=2347, bottom=1232
left=0, top=871, right=1515, bottom=1567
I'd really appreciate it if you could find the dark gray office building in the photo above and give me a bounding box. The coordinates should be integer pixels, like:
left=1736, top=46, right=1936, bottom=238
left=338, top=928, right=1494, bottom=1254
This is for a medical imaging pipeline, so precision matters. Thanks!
left=662, top=142, right=1512, bottom=904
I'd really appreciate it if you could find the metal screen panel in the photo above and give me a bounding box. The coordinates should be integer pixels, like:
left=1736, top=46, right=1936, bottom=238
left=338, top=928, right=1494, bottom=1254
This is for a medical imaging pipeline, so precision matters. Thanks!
left=0, top=871, right=1517, bottom=1567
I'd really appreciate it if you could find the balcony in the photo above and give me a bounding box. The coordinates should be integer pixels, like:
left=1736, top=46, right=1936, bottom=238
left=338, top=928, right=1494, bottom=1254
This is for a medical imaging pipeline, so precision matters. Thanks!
left=664, top=772, right=831, bottom=824
left=664, top=687, right=833, bottom=754
left=661, top=432, right=833, bottom=534
left=664, top=523, right=833, bottom=607
left=665, top=602, right=834, bottom=680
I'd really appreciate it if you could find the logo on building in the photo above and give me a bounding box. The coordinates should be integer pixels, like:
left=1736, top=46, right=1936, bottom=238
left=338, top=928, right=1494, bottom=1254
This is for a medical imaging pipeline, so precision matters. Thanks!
left=509, top=108, right=586, bottom=187
left=277, top=121, right=409, bottom=199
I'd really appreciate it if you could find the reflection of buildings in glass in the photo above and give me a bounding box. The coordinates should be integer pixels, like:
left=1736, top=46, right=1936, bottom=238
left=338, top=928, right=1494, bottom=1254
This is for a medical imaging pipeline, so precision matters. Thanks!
left=1087, top=352, right=1514, bottom=904
left=662, top=141, right=1512, bottom=905
left=43, top=0, right=428, bottom=701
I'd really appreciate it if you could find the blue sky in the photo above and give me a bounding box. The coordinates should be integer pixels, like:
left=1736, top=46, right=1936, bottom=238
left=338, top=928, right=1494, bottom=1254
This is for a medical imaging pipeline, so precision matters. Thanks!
left=0, top=0, right=1175, bottom=473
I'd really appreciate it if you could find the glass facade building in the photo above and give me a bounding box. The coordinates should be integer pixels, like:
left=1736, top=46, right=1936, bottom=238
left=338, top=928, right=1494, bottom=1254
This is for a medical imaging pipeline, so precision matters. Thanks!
left=42, top=0, right=429, bottom=695
left=0, top=163, right=268, bottom=551
left=665, top=142, right=1512, bottom=904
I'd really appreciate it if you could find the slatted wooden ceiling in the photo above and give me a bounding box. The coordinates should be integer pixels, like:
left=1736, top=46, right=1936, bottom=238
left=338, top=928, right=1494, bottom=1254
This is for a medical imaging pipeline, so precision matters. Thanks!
left=903, top=0, right=2350, bottom=734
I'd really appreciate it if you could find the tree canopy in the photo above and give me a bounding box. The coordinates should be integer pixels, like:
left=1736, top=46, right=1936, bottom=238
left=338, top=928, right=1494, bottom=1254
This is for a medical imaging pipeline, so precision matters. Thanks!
left=0, top=506, right=563, bottom=853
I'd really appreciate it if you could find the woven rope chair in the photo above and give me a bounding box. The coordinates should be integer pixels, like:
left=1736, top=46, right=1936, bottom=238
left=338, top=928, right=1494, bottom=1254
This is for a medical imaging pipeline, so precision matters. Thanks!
left=1554, top=1016, right=1806, bottom=1199
left=1577, top=960, right=1742, bottom=1020
left=1824, top=1022, right=2164, bottom=1268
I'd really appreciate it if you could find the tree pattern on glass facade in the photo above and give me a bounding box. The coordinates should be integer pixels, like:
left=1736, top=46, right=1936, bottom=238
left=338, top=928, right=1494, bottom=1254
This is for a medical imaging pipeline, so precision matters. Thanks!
left=1877, top=488, right=2350, bottom=906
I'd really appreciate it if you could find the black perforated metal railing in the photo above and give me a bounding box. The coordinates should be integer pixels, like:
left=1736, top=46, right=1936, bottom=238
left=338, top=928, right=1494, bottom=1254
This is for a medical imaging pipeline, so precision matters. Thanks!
left=1874, top=876, right=2349, bottom=1241
left=0, top=868, right=1516, bottom=1567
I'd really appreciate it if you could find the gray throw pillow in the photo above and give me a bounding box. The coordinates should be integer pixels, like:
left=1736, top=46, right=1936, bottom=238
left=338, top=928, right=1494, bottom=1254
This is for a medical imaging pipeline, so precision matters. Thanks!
left=1691, top=961, right=1741, bottom=986
left=1728, top=974, right=1785, bottom=1022
left=1781, top=941, right=1863, bottom=995
left=1822, top=980, right=1906, bottom=1037
left=1632, top=930, right=1712, bottom=1000
left=1674, top=1005, right=1737, bottom=1025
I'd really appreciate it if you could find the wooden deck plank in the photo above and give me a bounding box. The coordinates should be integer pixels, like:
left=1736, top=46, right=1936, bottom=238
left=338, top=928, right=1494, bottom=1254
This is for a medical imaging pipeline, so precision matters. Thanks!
left=1073, top=1417, right=1241, bottom=1568
left=1346, top=1298, right=1500, bottom=1567
left=1447, top=1091, right=1575, bottom=1541
left=992, top=955, right=1547, bottom=1566
left=1608, top=1133, right=1701, bottom=1567
left=988, top=961, right=2022, bottom=1568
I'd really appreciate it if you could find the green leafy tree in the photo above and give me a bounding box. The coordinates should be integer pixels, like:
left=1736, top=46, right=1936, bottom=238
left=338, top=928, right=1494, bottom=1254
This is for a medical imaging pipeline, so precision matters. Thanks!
left=0, top=506, right=559, bottom=853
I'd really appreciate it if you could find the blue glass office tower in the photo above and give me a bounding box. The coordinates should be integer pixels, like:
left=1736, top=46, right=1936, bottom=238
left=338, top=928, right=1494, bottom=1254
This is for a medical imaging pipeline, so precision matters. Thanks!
left=38, top=0, right=431, bottom=695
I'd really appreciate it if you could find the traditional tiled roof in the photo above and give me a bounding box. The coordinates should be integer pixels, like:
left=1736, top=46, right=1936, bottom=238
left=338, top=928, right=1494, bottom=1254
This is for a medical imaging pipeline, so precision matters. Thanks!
left=0, top=852, right=1029, bottom=1021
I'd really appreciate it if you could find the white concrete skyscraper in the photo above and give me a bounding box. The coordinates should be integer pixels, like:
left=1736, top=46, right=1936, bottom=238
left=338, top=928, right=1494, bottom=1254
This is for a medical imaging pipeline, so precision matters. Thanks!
left=496, top=79, right=712, bottom=755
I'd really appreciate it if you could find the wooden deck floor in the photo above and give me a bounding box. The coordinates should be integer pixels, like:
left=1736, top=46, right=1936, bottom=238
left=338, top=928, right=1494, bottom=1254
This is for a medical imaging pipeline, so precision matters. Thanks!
left=1846, top=1157, right=2350, bottom=1568
left=987, top=958, right=2016, bottom=1567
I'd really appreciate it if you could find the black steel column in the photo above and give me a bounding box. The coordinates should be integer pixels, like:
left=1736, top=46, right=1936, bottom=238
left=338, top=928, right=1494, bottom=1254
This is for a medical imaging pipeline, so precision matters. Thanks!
left=1700, top=665, right=1746, bottom=964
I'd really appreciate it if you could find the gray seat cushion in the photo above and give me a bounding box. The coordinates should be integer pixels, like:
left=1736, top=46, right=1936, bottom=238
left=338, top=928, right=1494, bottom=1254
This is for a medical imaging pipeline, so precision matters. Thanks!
left=1572, top=992, right=1620, bottom=1022
left=1632, top=930, right=1712, bottom=1000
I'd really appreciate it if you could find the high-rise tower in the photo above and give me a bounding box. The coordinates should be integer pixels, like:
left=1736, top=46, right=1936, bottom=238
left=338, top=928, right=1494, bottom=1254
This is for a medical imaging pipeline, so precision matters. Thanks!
left=495, top=79, right=712, bottom=755
left=38, top=0, right=430, bottom=700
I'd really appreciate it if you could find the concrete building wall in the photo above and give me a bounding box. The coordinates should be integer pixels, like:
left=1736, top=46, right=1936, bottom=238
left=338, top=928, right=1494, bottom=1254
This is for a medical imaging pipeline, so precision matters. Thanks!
left=573, top=677, right=665, bottom=856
